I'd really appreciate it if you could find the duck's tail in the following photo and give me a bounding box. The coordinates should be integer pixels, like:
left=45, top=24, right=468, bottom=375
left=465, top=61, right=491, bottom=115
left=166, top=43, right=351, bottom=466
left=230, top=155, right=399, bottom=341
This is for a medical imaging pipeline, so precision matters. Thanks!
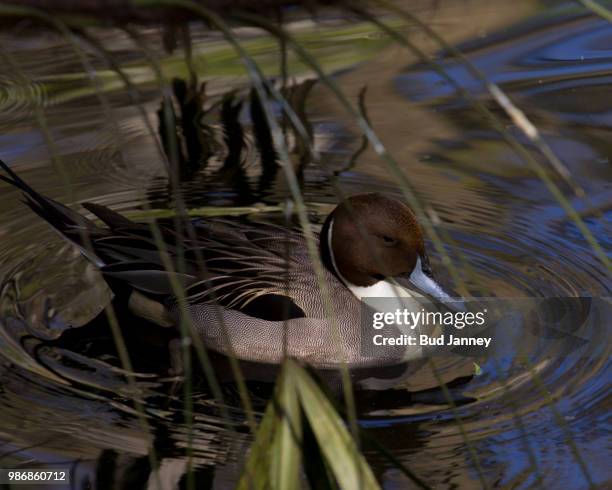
left=0, top=157, right=104, bottom=265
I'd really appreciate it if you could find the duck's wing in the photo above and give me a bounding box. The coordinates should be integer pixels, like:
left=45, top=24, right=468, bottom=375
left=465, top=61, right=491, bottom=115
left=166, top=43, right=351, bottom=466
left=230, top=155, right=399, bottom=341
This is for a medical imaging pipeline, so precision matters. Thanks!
left=179, top=221, right=310, bottom=320
left=95, top=218, right=309, bottom=320
left=1, top=157, right=309, bottom=320
left=0, top=158, right=108, bottom=266
left=92, top=216, right=310, bottom=320
left=0, top=158, right=197, bottom=295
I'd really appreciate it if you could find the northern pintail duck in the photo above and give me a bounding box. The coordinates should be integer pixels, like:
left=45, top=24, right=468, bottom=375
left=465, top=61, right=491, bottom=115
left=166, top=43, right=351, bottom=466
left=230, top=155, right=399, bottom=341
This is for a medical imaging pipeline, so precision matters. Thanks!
left=0, top=159, right=455, bottom=371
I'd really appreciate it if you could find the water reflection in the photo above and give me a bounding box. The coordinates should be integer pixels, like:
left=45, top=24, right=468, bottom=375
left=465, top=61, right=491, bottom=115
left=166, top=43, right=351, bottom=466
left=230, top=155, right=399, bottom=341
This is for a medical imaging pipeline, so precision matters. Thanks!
left=0, top=1, right=610, bottom=488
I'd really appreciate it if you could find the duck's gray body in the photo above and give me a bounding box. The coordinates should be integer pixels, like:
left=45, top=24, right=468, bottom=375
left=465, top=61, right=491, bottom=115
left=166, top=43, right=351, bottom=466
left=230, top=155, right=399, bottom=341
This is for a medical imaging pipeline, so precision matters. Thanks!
left=180, top=219, right=406, bottom=369
left=0, top=157, right=445, bottom=379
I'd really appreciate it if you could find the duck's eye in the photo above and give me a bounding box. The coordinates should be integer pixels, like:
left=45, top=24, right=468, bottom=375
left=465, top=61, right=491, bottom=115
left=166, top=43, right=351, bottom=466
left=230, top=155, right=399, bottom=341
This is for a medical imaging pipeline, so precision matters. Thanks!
left=381, top=235, right=397, bottom=246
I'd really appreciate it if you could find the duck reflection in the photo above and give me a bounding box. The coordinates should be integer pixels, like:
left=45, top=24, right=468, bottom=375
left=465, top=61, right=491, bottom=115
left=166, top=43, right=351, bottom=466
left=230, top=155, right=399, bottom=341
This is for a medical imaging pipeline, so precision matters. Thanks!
left=148, top=77, right=319, bottom=209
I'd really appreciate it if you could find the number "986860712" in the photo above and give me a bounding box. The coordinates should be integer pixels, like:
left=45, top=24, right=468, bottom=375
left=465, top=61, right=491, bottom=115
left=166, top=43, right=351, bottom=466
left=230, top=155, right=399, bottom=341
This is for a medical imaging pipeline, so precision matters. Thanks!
left=1, top=470, right=68, bottom=484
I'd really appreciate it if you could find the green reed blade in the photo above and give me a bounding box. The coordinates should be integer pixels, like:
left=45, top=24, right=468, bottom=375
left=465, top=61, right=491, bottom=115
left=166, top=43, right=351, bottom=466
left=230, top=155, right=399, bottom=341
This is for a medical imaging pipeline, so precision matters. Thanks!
left=216, top=16, right=494, bottom=488
left=256, top=67, right=443, bottom=488
left=232, top=10, right=470, bottom=298
left=578, top=0, right=612, bottom=21
left=361, top=6, right=599, bottom=486
left=248, top=56, right=472, bottom=490
left=291, top=360, right=380, bottom=490
left=133, top=0, right=364, bottom=453
left=0, top=12, right=164, bottom=489
left=72, top=28, right=245, bottom=453
left=116, top=27, right=257, bottom=484
left=270, top=365, right=302, bottom=490
left=121, top=24, right=258, bottom=435
left=341, top=85, right=370, bottom=174
left=348, top=11, right=594, bottom=485
left=230, top=12, right=503, bottom=488
left=236, top=362, right=302, bottom=490
left=62, top=18, right=197, bottom=489
left=236, top=394, right=278, bottom=490
left=233, top=15, right=492, bottom=484
left=251, top=62, right=475, bottom=489
left=373, top=0, right=610, bottom=272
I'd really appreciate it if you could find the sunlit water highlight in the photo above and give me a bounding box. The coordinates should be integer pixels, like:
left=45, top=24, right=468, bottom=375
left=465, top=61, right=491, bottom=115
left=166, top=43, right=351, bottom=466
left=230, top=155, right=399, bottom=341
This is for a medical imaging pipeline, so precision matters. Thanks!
left=0, top=1, right=609, bottom=488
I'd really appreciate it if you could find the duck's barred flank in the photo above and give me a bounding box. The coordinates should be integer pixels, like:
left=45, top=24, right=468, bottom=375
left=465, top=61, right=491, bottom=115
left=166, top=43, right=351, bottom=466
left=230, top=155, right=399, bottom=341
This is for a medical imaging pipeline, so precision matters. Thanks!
left=1, top=154, right=455, bottom=386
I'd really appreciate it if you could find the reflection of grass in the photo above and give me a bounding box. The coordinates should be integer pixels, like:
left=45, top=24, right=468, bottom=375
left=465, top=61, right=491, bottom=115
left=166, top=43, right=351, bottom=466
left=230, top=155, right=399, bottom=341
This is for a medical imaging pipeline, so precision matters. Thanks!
left=363, top=1, right=609, bottom=271
left=0, top=2, right=603, bottom=489
left=35, top=19, right=396, bottom=105
left=366, top=3, right=600, bottom=487
left=3, top=3, right=444, bottom=489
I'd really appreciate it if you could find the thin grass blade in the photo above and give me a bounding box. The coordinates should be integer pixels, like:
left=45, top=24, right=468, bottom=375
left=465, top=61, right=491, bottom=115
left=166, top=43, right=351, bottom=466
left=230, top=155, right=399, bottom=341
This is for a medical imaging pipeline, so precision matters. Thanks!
left=291, top=361, right=380, bottom=490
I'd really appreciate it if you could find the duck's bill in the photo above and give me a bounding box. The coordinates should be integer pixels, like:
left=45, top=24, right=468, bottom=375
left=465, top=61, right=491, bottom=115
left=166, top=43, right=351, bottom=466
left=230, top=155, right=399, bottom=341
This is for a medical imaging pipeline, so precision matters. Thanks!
left=393, top=257, right=466, bottom=312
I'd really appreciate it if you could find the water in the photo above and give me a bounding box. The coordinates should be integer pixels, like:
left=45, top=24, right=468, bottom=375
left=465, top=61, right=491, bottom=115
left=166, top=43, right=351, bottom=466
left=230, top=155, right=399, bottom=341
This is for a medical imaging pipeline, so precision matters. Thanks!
left=0, top=1, right=610, bottom=488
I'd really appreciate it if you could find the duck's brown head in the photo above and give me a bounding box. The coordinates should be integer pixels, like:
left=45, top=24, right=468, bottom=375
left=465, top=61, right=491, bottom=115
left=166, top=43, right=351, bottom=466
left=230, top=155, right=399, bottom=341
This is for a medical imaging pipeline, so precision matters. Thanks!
left=321, top=193, right=450, bottom=301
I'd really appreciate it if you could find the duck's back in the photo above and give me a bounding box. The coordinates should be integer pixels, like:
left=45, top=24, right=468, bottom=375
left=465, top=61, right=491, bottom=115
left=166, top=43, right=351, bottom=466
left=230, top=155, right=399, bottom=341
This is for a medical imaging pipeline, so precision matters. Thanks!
left=175, top=218, right=406, bottom=368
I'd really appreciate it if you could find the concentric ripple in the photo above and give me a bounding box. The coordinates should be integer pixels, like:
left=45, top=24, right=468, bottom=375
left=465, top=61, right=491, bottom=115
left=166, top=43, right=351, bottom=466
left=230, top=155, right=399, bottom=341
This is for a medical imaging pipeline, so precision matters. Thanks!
left=0, top=74, right=47, bottom=126
left=0, top=3, right=610, bottom=489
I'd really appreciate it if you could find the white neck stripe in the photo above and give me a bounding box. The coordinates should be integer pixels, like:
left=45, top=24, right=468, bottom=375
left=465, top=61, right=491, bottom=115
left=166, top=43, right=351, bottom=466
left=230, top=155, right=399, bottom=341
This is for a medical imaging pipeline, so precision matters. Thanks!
left=327, top=217, right=350, bottom=286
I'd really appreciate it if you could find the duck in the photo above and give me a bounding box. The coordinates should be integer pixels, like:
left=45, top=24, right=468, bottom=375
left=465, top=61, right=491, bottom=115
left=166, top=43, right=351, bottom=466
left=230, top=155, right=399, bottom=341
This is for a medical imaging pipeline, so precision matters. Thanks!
left=0, top=158, right=457, bottom=372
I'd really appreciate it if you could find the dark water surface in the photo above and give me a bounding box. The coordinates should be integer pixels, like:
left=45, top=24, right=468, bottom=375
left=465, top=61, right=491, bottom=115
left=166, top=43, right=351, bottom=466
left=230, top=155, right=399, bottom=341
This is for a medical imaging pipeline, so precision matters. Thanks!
left=0, top=1, right=610, bottom=488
